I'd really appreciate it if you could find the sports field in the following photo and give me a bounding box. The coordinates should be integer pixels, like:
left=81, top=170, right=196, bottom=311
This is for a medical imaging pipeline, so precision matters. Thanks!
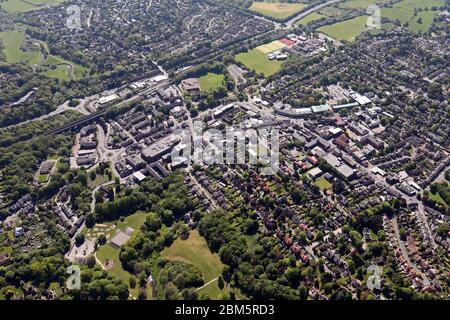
left=235, top=48, right=283, bottom=77
left=318, top=16, right=369, bottom=42
left=249, top=1, right=307, bottom=19
left=255, top=40, right=287, bottom=54
left=0, top=30, right=42, bottom=64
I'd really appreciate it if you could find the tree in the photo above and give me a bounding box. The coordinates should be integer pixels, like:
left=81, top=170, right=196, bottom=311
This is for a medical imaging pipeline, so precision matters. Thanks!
left=129, top=276, right=137, bottom=289
left=218, top=276, right=225, bottom=289
left=85, top=255, right=96, bottom=268
left=144, top=213, right=161, bottom=232
left=242, top=218, right=258, bottom=235
left=98, top=234, right=107, bottom=246
left=75, top=233, right=85, bottom=246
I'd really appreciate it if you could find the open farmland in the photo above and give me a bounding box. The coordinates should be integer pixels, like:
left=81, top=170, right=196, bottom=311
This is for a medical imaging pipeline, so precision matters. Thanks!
left=381, top=0, right=445, bottom=24
left=0, top=0, right=64, bottom=13
left=249, top=1, right=307, bottom=19
left=318, top=15, right=369, bottom=41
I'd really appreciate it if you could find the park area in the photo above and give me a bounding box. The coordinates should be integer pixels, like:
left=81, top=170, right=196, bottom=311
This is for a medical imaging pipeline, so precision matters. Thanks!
left=198, top=72, right=225, bottom=92
left=43, top=54, right=88, bottom=81
left=249, top=1, right=307, bottom=19
left=0, top=29, right=87, bottom=80
left=161, top=230, right=225, bottom=299
left=0, top=30, right=42, bottom=64
left=92, top=212, right=150, bottom=298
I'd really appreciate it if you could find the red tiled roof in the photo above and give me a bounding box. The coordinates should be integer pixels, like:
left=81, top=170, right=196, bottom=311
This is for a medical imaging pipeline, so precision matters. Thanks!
left=280, top=38, right=296, bottom=46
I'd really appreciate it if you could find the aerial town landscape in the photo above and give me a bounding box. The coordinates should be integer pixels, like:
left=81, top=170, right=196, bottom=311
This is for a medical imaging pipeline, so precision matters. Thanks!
left=0, top=0, right=449, bottom=304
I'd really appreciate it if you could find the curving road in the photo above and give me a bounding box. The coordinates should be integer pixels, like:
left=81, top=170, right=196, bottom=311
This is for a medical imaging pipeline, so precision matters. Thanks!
left=285, top=0, right=344, bottom=28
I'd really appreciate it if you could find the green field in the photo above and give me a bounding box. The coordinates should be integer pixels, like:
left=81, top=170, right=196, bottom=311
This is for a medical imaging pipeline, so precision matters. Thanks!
left=407, top=10, right=438, bottom=33
left=295, top=12, right=326, bottom=25
left=94, top=212, right=149, bottom=298
left=96, top=245, right=125, bottom=279
left=38, top=174, right=49, bottom=183
left=162, top=230, right=225, bottom=299
left=198, top=72, right=225, bottom=92
left=0, top=30, right=42, bottom=64
left=318, top=15, right=370, bottom=41
left=0, top=0, right=64, bottom=13
left=249, top=1, right=307, bottom=19
left=43, top=54, right=88, bottom=80
left=339, top=0, right=379, bottom=9
left=318, top=6, right=347, bottom=17
left=235, top=48, right=283, bottom=77
left=381, top=0, right=444, bottom=26
left=43, top=65, right=71, bottom=81
left=315, top=176, right=332, bottom=190
left=428, top=191, right=448, bottom=209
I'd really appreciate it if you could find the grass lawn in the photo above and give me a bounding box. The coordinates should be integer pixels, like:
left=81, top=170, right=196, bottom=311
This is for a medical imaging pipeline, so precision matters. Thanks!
left=96, top=244, right=138, bottom=295
left=235, top=48, right=283, bottom=77
left=381, top=0, right=444, bottom=26
left=408, top=11, right=438, bottom=33
left=43, top=65, right=71, bottom=81
left=162, top=230, right=225, bottom=299
left=0, top=0, right=64, bottom=13
left=87, top=172, right=111, bottom=189
left=0, top=30, right=42, bottom=64
left=249, top=2, right=307, bottom=19
left=0, top=245, right=13, bottom=255
left=318, top=15, right=369, bottom=42
left=117, top=212, right=148, bottom=231
left=43, top=54, right=88, bottom=80
left=244, top=234, right=259, bottom=254
left=295, top=12, right=326, bottom=25
left=38, top=174, right=49, bottom=183
left=315, top=176, right=332, bottom=190
left=318, top=6, right=347, bottom=17
left=338, top=0, right=380, bottom=9
left=198, top=72, right=224, bottom=92
left=428, top=192, right=448, bottom=209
